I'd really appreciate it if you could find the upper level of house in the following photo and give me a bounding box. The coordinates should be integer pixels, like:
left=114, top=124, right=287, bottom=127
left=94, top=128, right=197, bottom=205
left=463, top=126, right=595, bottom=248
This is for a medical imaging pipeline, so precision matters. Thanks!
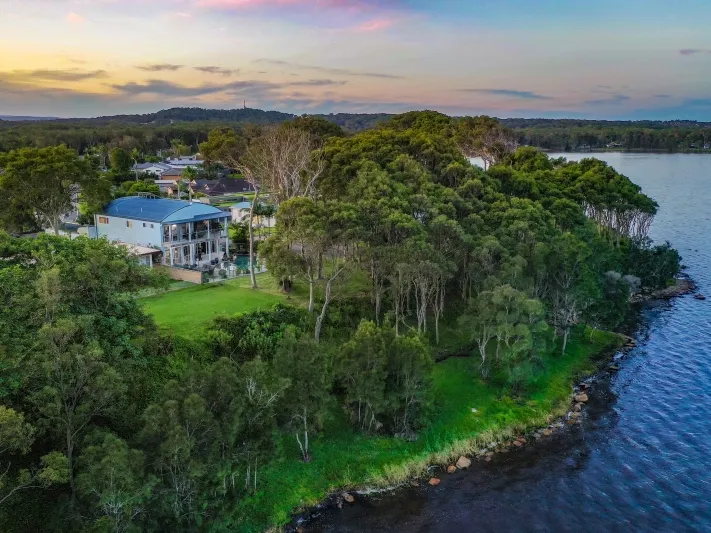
left=96, top=196, right=230, bottom=249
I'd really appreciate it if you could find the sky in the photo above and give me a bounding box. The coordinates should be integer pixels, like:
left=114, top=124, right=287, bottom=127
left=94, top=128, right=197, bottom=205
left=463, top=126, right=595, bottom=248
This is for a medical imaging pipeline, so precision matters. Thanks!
left=1, top=0, right=711, bottom=120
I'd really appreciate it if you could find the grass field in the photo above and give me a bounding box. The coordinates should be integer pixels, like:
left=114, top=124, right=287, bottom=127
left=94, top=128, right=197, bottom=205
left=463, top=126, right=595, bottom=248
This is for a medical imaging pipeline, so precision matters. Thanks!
left=141, top=274, right=293, bottom=337
left=231, top=329, right=621, bottom=532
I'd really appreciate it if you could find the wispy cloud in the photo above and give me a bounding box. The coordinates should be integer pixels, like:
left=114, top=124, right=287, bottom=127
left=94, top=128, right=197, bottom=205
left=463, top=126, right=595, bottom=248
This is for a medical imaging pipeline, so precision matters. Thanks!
left=458, top=88, right=552, bottom=100
left=197, top=0, right=376, bottom=10
left=256, top=59, right=403, bottom=79
left=194, top=66, right=239, bottom=76
left=66, top=12, right=86, bottom=24
left=654, top=94, right=671, bottom=98
left=7, top=69, right=108, bottom=82
left=136, top=64, right=184, bottom=72
left=679, top=48, right=710, bottom=56
left=585, top=94, right=631, bottom=105
left=354, top=18, right=396, bottom=32
left=110, top=78, right=347, bottom=97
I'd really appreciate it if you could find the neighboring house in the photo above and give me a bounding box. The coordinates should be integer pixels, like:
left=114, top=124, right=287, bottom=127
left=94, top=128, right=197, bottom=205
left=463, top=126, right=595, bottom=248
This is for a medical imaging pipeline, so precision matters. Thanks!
left=154, top=179, right=180, bottom=194
left=194, top=178, right=255, bottom=196
left=96, top=196, right=231, bottom=268
left=231, top=201, right=275, bottom=228
left=166, top=155, right=203, bottom=169
left=159, top=168, right=186, bottom=179
left=132, top=162, right=171, bottom=176
left=704, top=143, right=711, bottom=150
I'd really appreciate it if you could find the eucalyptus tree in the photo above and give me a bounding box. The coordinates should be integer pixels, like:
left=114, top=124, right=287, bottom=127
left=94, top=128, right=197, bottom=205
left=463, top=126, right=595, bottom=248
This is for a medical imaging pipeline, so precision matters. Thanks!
left=0, top=145, right=105, bottom=234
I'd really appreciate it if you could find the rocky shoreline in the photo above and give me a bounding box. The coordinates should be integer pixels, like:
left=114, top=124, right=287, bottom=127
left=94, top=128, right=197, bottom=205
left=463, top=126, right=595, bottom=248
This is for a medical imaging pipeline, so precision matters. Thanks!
left=630, top=277, right=695, bottom=303
left=289, top=277, right=696, bottom=533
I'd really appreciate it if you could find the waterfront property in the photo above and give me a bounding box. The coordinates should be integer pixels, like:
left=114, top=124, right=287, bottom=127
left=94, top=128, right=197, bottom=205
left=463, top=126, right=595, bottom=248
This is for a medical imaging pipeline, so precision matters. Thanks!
left=95, top=196, right=231, bottom=269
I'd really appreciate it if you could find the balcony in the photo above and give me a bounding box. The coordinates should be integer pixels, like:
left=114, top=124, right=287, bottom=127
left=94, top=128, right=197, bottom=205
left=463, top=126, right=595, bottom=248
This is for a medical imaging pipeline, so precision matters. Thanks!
left=162, top=226, right=227, bottom=244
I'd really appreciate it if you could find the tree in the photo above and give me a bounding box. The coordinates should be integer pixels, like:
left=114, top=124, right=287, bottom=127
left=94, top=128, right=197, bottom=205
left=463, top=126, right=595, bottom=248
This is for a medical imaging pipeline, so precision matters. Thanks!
left=227, top=126, right=325, bottom=289
left=0, top=406, right=69, bottom=507
left=130, top=148, right=141, bottom=181
left=77, top=432, right=151, bottom=533
left=273, top=329, right=331, bottom=461
left=109, top=148, right=132, bottom=177
left=262, top=197, right=325, bottom=312
left=385, top=334, right=433, bottom=436
left=338, top=321, right=389, bottom=432
left=181, top=166, right=198, bottom=201
left=0, top=146, right=100, bottom=234
left=456, top=116, right=519, bottom=170
left=31, top=319, right=127, bottom=504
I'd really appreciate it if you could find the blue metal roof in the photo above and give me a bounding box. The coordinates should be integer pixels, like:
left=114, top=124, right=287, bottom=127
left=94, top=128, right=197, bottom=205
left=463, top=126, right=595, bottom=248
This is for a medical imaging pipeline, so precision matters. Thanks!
left=103, top=197, right=228, bottom=224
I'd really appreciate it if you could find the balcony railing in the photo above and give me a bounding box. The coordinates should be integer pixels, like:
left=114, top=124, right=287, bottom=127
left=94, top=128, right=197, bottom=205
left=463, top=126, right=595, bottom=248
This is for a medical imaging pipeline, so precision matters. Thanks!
left=163, top=229, right=227, bottom=244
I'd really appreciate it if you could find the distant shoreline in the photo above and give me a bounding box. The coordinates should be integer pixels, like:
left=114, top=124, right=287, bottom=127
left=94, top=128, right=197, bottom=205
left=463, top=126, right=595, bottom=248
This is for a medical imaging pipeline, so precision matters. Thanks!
left=541, top=148, right=711, bottom=155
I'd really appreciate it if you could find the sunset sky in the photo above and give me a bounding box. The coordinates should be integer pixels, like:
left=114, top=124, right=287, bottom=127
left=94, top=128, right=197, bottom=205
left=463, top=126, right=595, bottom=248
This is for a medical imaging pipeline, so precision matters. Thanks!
left=2, top=0, right=711, bottom=119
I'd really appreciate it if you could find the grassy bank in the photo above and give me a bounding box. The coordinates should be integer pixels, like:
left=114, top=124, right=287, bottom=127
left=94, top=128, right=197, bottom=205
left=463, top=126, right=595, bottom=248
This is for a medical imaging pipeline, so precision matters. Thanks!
left=229, top=329, right=621, bottom=532
left=141, top=275, right=293, bottom=337
left=141, top=275, right=622, bottom=533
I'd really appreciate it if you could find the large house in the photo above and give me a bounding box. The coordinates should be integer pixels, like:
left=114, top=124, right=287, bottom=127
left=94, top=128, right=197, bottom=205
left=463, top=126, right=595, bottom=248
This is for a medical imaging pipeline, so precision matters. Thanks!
left=96, top=196, right=231, bottom=268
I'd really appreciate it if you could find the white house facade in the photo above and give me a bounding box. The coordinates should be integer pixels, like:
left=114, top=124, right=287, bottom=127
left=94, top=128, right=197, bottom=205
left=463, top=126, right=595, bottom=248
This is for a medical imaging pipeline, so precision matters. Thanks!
left=96, top=196, right=231, bottom=268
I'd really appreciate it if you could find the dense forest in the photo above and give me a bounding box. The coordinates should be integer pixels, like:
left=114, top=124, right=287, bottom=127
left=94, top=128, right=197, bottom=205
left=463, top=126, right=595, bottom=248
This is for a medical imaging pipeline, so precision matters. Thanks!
left=1, top=107, right=710, bottom=155
left=0, top=110, right=682, bottom=532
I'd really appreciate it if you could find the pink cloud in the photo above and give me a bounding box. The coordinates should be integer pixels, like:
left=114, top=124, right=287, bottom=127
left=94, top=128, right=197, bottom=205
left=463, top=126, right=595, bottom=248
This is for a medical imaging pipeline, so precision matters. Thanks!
left=66, top=12, right=87, bottom=24
left=354, top=17, right=396, bottom=32
left=197, top=0, right=377, bottom=12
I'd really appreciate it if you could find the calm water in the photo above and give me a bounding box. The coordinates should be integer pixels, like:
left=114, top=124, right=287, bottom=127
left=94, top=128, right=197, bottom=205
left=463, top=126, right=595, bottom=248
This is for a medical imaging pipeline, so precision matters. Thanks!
left=306, top=153, right=711, bottom=533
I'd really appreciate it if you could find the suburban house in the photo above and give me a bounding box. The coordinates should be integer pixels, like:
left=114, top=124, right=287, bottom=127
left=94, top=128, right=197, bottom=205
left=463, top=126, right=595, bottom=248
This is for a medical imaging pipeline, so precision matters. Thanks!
left=132, top=162, right=171, bottom=176
left=154, top=179, right=180, bottom=194
left=193, top=178, right=255, bottom=196
left=95, top=196, right=231, bottom=269
left=167, top=155, right=203, bottom=169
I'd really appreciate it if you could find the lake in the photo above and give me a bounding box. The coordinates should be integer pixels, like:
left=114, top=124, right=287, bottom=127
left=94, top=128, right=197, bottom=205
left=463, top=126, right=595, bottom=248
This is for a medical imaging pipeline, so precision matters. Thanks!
left=306, top=153, right=711, bottom=533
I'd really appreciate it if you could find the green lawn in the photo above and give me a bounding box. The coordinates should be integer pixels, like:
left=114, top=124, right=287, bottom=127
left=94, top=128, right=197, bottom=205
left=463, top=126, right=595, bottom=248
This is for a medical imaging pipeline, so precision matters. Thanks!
left=231, top=329, right=621, bottom=532
left=141, top=274, right=289, bottom=337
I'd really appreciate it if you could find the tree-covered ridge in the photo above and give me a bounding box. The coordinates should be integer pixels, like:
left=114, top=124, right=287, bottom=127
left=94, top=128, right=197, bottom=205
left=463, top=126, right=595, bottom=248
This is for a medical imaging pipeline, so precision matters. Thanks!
left=2, top=106, right=710, bottom=154
left=0, top=111, right=681, bottom=533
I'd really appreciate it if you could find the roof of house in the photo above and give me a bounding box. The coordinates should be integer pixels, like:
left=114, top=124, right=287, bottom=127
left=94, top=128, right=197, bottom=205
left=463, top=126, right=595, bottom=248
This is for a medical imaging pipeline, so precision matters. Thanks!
left=194, top=178, right=254, bottom=196
left=232, top=201, right=252, bottom=210
left=102, top=196, right=228, bottom=224
left=134, top=162, right=171, bottom=171
left=160, top=168, right=185, bottom=177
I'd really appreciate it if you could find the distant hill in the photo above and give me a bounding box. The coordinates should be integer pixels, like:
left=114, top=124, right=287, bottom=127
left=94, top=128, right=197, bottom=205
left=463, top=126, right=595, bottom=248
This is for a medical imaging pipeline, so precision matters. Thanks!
left=0, top=115, right=59, bottom=122
left=0, top=107, right=394, bottom=133
left=46, top=107, right=297, bottom=127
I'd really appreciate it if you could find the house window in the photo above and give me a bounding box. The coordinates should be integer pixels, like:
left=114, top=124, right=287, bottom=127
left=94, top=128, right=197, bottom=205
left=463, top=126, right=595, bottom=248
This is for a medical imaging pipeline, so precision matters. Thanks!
left=126, top=221, right=133, bottom=228
left=98, top=216, right=109, bottom=224
left=143, top=223, right=147, bottom=227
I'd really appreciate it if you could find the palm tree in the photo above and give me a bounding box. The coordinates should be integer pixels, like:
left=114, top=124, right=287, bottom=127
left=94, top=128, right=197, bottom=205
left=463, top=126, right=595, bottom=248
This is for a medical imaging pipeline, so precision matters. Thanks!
left=131, top=148, right=141, bottom=181
left=181, top=166, right=198, bottom=202
left=98, top=144, right=109, bottom=169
